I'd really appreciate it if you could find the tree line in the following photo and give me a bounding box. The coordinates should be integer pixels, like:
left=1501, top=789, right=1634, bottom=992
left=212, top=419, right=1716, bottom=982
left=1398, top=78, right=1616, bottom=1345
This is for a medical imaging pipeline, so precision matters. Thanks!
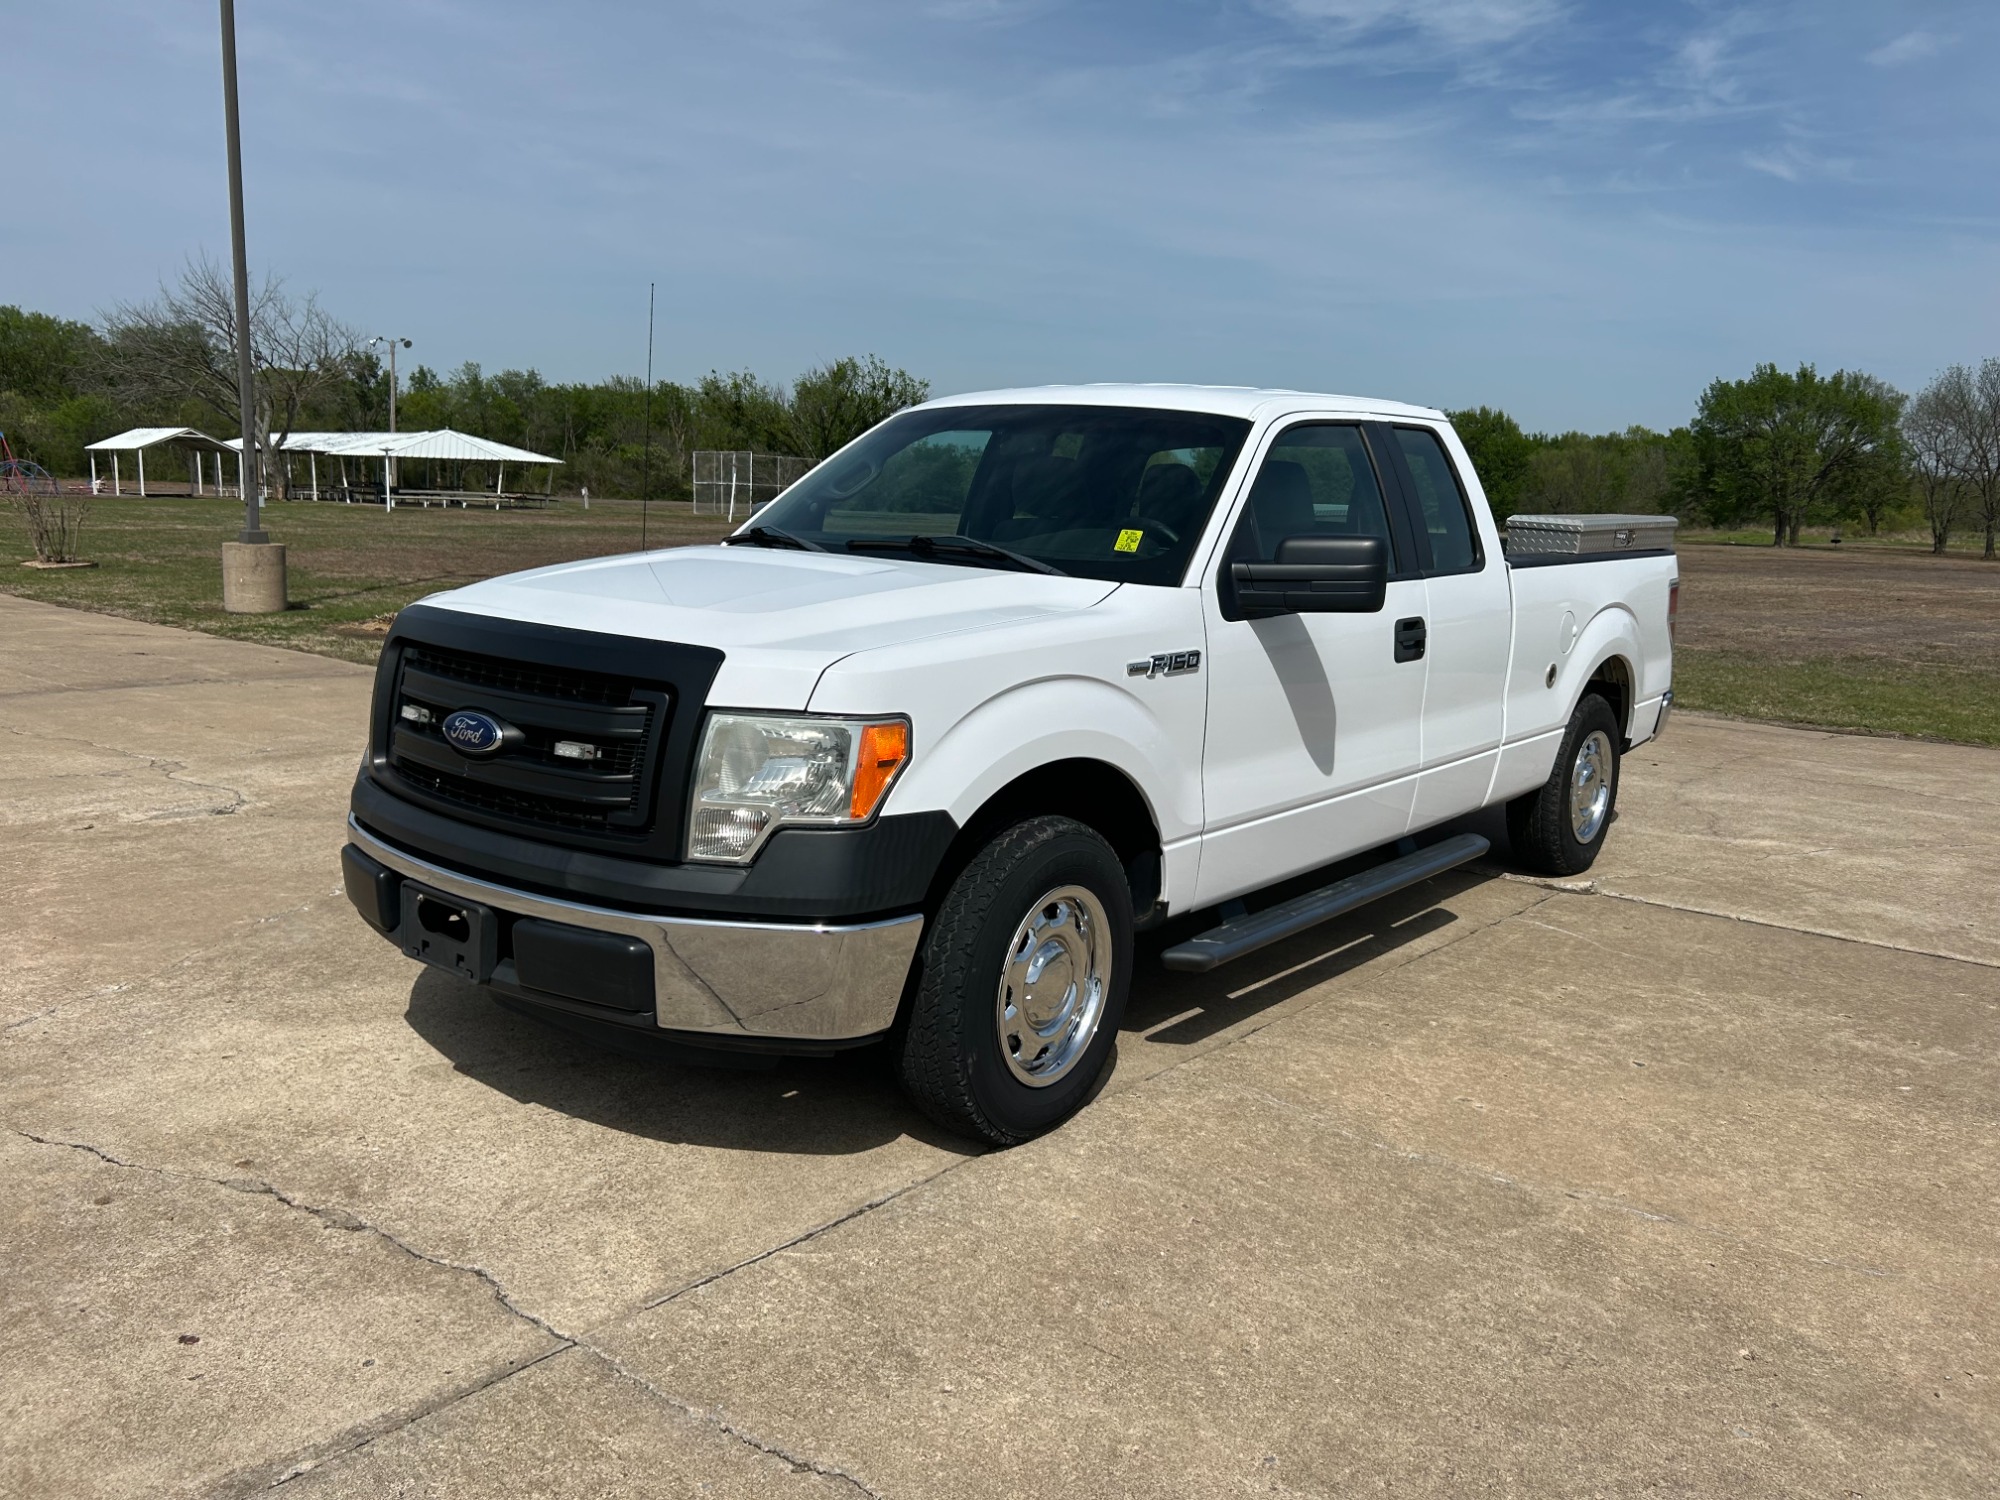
left=4, top=259, right=1998, bottom=554
left=1453, top=359, right=2000, bottom=556
left=0, top=258, right=926, bottom=501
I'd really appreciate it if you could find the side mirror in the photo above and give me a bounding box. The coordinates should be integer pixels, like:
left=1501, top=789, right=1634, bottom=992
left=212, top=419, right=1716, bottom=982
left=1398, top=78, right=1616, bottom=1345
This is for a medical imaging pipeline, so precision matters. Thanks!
left=1231, top=535, right=1388, bottom=617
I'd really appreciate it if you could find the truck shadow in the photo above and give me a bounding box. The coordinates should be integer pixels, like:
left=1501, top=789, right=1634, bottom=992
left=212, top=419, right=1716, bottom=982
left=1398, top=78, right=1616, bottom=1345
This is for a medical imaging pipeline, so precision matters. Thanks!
left=401, top=844, right=1514, bottom=1158
left=1120, top=864, right=1495, bottom=1048
left=402, top=970, right=978, bottom=1158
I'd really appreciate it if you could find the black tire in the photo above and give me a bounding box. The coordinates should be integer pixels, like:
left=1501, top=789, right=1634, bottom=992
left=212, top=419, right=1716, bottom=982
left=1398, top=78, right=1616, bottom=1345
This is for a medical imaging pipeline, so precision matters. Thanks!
left=898, top=816, right=1133, bottom=1146
left=1506, top=693, right=1622, bottom=877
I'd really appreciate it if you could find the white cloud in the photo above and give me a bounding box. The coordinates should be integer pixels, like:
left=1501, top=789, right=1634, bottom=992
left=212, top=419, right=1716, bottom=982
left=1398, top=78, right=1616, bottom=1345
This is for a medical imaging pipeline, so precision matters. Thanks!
left=1865, top=30, right=1942, bottom=67
left=1742, top=141, right=1852, bottom=184
left=1259, top=0, right=1568, bottom=51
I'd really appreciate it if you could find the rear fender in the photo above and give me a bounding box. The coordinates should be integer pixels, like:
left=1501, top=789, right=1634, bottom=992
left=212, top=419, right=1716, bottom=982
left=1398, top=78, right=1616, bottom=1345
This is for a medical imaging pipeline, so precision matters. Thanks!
left=1568, top=605, right=1642, bottom=737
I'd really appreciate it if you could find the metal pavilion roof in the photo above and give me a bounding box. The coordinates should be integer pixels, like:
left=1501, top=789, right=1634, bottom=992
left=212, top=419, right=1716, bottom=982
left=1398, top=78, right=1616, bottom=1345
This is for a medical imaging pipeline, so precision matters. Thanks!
left=224, top=428, right=560, bottom=465
left=85, top=427, right=234, bottom=452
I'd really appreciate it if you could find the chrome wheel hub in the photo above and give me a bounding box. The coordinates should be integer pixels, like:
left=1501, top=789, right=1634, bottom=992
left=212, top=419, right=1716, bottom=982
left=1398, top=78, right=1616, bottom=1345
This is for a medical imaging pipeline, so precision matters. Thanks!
left=1569, top=729, right=1614, bottom=844
left=995, top=884, right=1111, bottom=1088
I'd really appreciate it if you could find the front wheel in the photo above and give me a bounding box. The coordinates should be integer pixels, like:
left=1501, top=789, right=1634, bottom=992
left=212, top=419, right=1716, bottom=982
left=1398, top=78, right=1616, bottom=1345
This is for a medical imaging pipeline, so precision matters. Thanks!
left=898, top=816, right=1133, bottom=1145
left=1507, top=693, right=1622, bottom=876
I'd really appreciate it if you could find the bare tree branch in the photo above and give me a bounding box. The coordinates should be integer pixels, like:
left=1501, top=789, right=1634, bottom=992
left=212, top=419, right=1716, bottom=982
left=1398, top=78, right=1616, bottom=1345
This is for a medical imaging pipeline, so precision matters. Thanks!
left=99, top=254, right=361, bottom=496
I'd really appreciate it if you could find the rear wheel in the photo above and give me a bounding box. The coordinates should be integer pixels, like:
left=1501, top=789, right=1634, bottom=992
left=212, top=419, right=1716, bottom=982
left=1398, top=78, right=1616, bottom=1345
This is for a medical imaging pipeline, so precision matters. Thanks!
left=898, top=816, right=1132, bottom=1145
left=1507, top=693, right=1622, bottom=876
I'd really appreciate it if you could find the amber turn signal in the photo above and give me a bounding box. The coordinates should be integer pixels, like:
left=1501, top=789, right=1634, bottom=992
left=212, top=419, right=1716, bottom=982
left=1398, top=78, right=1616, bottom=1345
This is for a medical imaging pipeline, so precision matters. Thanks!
left=849, top=721, right=910, bottom=819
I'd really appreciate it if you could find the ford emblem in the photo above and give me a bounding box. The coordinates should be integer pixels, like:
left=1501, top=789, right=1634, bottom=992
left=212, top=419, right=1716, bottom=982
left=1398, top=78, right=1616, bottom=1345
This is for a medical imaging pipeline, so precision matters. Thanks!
left=440, top=709, right=508, bottom=756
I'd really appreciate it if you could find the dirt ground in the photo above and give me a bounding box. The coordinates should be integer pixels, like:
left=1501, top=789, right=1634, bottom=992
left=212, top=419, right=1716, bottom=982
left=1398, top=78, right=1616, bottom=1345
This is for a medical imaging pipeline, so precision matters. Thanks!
left=1675, top=543, right=2000, bottom=672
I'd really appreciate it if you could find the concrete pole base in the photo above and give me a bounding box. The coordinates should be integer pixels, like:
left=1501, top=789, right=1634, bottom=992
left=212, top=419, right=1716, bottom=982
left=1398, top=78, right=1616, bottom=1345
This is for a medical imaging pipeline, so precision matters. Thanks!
left=222, top=541, right=288, bottom=614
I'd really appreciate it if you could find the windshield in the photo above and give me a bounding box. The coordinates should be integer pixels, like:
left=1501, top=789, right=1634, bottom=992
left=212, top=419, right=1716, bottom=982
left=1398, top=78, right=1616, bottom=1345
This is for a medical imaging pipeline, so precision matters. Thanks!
left=749, top=403, right=1253, bottom=585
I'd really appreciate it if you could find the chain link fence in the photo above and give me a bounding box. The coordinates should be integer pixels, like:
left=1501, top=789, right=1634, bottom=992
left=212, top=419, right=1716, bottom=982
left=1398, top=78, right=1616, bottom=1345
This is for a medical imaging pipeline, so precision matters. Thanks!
left=690, top=451, right=808, bottom=520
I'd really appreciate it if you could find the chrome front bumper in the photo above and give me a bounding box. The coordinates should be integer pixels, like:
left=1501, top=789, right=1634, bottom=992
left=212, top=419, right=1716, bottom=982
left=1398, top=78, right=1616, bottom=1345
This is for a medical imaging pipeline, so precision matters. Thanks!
left=347, top=816, right=923, bottom=1041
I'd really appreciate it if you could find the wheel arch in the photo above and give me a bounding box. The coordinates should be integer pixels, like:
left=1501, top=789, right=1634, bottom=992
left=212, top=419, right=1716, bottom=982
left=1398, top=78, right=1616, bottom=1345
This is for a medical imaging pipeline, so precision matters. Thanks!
left=1583, top=651, right=1636, bottom=743
left=925, top=757, right=1166, bottom=924
left=1565, top=604, right=1643, bottom=744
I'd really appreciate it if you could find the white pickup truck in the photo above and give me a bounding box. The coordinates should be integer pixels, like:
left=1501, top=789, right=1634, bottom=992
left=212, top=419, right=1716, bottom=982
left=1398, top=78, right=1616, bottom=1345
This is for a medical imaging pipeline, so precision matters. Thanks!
left=343, top=386, right=1676, bottom=1144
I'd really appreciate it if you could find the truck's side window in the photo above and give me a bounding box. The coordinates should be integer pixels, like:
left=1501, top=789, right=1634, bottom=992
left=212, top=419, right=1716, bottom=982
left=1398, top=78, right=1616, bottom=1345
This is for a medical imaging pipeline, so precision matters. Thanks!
left=1231, top=424, right=1397, bottom=564
left=1393, top=427, right=1480, bottom=573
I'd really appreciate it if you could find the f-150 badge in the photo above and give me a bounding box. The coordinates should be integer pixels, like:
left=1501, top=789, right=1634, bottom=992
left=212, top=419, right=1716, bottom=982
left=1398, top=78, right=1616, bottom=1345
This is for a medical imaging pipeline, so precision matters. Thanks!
left=1127, top=650, right=1201, bottom=679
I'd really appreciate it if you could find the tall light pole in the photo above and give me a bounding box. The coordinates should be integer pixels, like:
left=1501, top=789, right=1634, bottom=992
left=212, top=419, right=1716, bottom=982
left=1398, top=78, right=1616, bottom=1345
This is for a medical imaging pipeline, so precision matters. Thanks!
left=369, top=335, right=412, bottom=434
left=217, top=0, right=286, bottom=612
left=369, top=335, right=412, bottom=488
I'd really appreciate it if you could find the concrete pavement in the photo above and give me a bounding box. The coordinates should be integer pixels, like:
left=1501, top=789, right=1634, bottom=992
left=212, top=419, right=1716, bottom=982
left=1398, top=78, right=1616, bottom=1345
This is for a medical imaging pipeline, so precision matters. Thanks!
left=2, top=592, right=1995, bottom=1497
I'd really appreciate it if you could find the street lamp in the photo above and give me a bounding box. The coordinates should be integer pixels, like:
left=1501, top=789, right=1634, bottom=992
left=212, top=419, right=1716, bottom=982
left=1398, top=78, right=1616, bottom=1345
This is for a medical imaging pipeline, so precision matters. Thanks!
left=368, top=335, right=413, bottom=434
left=368, top=335, right=412, bottom=489
left=217, top=0, right=286, bottom=613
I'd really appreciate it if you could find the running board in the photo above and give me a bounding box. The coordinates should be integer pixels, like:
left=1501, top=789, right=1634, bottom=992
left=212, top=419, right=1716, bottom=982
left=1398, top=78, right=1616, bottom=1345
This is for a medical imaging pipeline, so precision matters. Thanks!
left=1160, top=834, right=1490, bottom=974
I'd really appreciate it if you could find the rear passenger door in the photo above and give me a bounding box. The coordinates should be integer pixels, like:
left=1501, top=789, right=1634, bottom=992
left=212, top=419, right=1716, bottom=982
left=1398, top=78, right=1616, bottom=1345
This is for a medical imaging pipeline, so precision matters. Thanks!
left=1381, top=423, right=1514, bottom=827
left=1195, top=421, right=1428, bottom=907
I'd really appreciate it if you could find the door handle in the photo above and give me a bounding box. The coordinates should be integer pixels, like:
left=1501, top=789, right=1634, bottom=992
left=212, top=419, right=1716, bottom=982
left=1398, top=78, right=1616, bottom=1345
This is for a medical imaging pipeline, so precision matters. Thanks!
left=1394, top=616, right=1426, bottom=664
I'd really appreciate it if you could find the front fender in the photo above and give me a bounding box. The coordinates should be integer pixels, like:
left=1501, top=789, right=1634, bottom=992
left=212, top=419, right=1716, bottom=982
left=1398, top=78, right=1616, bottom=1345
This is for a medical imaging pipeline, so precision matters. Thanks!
left=886, top=674, right=1197, bottom=844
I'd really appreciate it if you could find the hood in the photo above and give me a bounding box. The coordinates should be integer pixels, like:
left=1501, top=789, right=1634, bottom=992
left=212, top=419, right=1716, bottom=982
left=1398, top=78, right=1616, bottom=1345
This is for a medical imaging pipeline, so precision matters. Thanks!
left=415, top=545, right=1118, bottom=708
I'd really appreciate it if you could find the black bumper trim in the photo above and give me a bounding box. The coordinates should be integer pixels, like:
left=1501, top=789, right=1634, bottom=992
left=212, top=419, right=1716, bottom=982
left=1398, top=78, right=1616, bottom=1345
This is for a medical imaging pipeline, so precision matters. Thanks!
left=351, top=773, right=957, bottom=922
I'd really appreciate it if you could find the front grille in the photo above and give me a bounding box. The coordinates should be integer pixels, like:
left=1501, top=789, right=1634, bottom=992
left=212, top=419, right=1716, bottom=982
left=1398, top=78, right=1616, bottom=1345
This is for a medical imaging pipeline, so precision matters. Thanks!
left=403, top=645, right=631, bottom=707
left=386, top=641, right=668, bottom=836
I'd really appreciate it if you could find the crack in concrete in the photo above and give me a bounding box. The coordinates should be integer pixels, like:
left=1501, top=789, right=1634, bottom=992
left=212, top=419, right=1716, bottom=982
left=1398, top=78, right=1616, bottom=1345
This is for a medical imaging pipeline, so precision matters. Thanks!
left=1496, top=872, right=2000, bottom=970
left=578, top=1346, right=890, bottom=1499
left=11, top=1128, right=899, bottom=1497
left=1, top=720, right=250, bottom=820
left=14, top=1129, right=571, bottom=1344
left=635, top=1166, right=970, bottom=1318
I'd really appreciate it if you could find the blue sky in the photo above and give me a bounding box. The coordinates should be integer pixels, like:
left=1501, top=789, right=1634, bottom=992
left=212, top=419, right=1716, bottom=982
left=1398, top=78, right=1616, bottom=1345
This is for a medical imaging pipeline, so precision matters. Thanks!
left=8, top=1, right=1997, bottom=432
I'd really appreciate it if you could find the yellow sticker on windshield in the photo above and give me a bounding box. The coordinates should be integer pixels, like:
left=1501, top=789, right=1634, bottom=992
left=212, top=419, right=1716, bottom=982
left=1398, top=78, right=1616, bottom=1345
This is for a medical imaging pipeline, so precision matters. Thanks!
left=1115, top=529, right=1143, bottom=553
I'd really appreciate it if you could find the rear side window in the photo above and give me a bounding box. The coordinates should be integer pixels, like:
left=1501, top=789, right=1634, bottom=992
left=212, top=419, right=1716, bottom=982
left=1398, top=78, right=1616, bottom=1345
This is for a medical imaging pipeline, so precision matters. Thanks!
left=1232, top=424, right=1398, bottom=565
left=1394, top=427, right=1480, bottom=573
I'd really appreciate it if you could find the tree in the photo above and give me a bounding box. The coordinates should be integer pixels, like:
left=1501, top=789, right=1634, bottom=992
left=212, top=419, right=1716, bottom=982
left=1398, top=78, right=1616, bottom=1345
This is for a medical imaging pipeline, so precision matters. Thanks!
left=786, top=355, right=929, bottom=462
left=1932, top=360, right=2000, bottom=560
left=1445, top=406, right=1535, bottom=518
left=1691, top=363, right=1906, bottom=545
left=0, top=306, right=105, bottom=406
left=100, top=255, right=361, bottom=497
left=693, top=369, right=793, bottom=454
left=1526, top=439, right=1615, bottom=513
left=1905, top=376, right=1967, bottom=554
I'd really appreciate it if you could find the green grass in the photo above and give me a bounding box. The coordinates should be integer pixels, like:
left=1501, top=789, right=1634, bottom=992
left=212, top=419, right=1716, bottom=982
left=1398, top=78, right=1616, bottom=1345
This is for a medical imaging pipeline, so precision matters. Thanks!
left=8, top=496, right=1997, bottom=748
left=1674, top=649, right=2000, bottom=747
left=2, top=494, right=731, bottom=664
left=1677, top=525, right=1993, bottom=555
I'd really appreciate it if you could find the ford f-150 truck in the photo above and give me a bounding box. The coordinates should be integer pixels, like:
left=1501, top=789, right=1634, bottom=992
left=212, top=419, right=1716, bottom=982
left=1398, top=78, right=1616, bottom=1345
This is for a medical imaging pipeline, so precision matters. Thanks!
left=343, top=385, right=1676, bottom=1144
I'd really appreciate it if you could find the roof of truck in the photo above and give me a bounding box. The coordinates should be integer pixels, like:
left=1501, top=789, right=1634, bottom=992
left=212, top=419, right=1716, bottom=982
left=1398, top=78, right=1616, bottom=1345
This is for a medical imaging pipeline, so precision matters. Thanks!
left=915, top=383, right=1447, bottom=422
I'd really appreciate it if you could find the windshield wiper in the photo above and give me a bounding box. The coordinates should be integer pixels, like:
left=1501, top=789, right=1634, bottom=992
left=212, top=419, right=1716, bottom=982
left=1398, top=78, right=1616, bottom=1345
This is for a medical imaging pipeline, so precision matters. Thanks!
left=723, top=524, right=826, bottom=552
left=846, top=533, right=1065, bottom=576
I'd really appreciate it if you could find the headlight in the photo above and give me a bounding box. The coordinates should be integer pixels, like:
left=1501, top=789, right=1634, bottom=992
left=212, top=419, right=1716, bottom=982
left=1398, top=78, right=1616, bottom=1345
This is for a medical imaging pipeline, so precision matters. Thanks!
left=686, top=713, right=910, bottom=864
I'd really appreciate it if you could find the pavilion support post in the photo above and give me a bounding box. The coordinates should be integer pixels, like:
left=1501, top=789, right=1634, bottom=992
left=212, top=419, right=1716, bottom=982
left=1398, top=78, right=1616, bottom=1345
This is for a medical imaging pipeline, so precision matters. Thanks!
left=383, top=455, right=393, bottom=511
left=310, top=452, right=317, bottom=501
left=90, top=453, right=98, bottom=492
left=113, top=454, right=121, bottom=496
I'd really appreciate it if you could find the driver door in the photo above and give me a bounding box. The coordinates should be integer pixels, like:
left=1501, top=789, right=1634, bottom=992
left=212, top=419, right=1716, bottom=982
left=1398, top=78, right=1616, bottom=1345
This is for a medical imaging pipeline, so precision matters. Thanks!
left=1195, top=421, right=1427, bottom=907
